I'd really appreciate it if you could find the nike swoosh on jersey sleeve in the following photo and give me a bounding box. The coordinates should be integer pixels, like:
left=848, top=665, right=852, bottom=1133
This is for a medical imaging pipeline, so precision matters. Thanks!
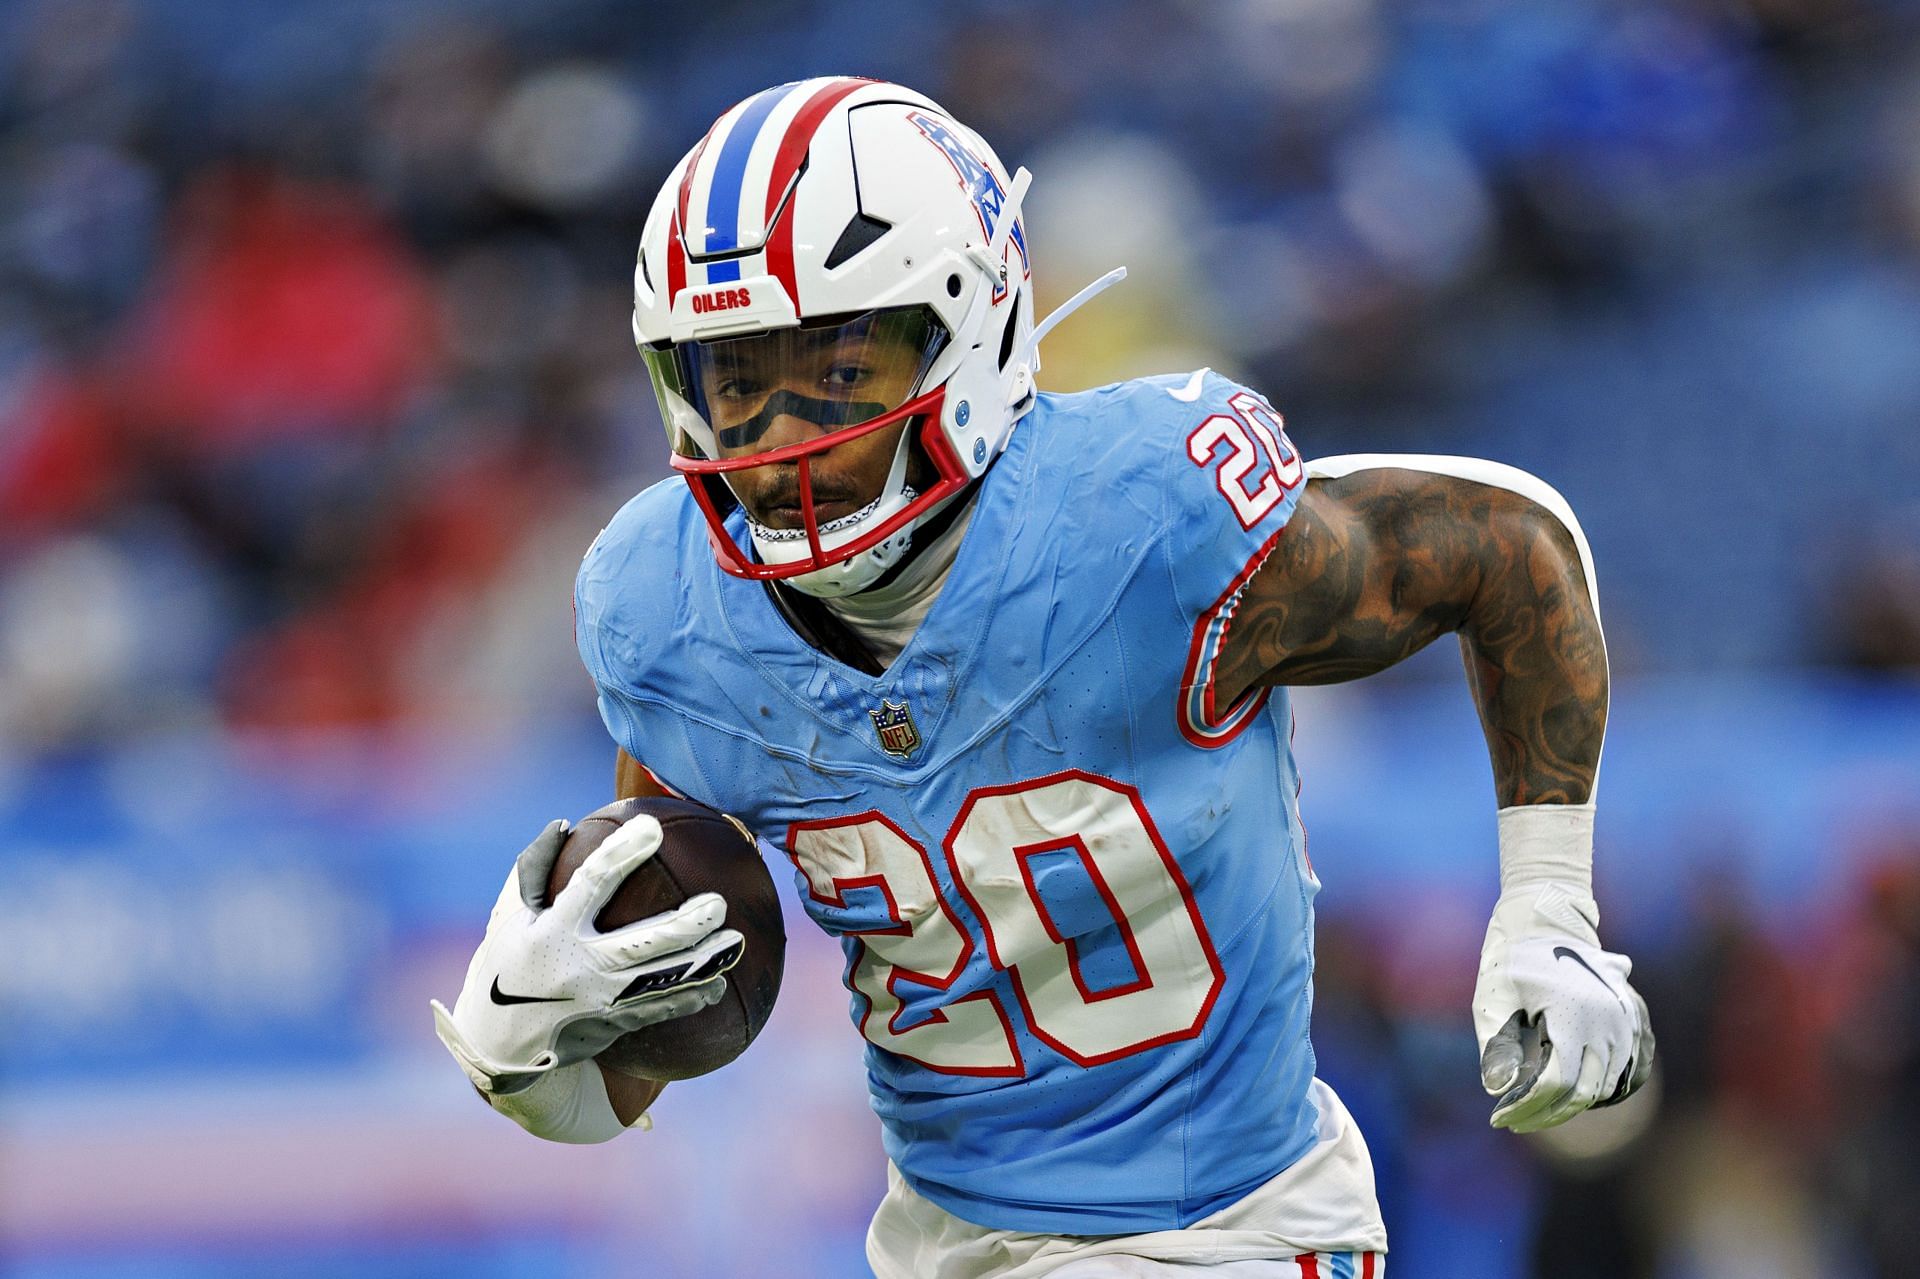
left=1164, top=367, right=1210, bottom=402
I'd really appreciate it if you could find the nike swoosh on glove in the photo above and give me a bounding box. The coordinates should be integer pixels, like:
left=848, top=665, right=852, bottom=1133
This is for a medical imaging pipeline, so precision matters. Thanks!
left=1473, top=881, right=1655, bottom=1132
left=432, top=814, right=745, bottom=1095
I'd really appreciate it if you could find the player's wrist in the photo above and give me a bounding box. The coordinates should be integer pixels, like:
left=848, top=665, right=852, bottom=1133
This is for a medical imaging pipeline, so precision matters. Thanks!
left=1475, top=801, right=1652, bottom=1130
left=1495, top=802, right=1594, bottom=897
left=1491, top=802, right=1600, bottom=945
left=431, top=997, right=562, bottom=1094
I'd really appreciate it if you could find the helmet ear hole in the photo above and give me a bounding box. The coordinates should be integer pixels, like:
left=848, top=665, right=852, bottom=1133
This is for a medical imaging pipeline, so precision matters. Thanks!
left=825, top=212, right=893, bottom=270
left=946, top=273, right=962, bottom=298
left=997, top=298, right=1020, bottom=371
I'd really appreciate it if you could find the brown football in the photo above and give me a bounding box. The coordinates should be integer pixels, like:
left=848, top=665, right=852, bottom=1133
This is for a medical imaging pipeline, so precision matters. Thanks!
left=547, top=796, right=785, bottom=1081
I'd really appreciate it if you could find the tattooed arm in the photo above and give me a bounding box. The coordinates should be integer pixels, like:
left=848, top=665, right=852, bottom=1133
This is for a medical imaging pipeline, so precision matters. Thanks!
left=1211, top=463, right=1607, bottom=806
left=1214, top=457, right=1652, bottom=1131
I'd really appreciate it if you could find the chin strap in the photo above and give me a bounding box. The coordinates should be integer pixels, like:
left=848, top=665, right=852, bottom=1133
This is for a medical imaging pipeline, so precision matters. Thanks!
left=861, top=478, right=978, bottom=593
left=1017, top=266, right=1128, bottom=376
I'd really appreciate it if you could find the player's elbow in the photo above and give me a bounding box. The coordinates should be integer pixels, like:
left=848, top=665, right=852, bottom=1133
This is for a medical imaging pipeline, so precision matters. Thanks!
left=1509, top=487, right=1597, bottom=615
left=1442, top=461, right=1597, bottom=621
left=1484, top=466, right=1591, bottom=574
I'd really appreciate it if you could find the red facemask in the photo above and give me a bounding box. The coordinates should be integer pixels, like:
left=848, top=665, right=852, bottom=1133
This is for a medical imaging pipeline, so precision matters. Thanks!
left=671, top=381, right=971, bottom=580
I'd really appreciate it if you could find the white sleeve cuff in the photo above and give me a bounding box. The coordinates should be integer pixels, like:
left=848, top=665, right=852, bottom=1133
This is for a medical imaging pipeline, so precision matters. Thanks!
left=1492, top=803, right=1601, bottom=944
left=1496, top=802, right=1595, bottom=896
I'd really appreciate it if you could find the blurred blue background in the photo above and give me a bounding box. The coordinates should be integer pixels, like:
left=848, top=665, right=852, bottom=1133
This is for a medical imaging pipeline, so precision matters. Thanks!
left=2, top=0, right=1918, bottom=1276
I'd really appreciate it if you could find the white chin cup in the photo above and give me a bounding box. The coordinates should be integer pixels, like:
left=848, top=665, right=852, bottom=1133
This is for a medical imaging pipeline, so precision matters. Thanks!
left=775, top=521, right=917, bottom=598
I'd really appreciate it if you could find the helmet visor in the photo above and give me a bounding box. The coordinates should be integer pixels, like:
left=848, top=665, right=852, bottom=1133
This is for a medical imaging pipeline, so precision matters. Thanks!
left=643, top=307, right=948, bottom=460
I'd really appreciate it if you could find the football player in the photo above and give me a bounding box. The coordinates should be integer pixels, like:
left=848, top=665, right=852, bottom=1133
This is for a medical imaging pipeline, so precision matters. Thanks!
left=433, top=78, right=1654, bottom=1278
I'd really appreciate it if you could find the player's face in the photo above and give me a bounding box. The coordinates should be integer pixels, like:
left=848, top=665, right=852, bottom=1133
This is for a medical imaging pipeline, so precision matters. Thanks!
left=692, top=315, right=936, bottom=530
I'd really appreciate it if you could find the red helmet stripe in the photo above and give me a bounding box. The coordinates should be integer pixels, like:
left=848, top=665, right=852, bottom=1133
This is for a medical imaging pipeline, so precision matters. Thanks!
left=665, top=130, right=717, bottom=308
left=666, top=213, right=687, bottom=306
left=763, top=78, right=873, bottom=223
left=676, top=129, right=713, bottom=232
left=763, top=77, right=872, bottom=310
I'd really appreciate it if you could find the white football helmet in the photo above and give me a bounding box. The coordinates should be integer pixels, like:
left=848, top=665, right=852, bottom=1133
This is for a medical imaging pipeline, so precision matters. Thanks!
left=632, top=77, right=1039, bottom=597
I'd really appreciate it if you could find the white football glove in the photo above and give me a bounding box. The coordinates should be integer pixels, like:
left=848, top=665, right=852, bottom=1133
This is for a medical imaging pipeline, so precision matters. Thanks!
left=1473, top=806, right=1654, bottom=1133
left=431, top=813, right=744, bottom=1097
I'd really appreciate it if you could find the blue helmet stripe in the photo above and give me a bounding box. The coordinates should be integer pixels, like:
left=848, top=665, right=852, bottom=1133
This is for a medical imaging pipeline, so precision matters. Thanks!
left=700, top=81, right=803, bottom=257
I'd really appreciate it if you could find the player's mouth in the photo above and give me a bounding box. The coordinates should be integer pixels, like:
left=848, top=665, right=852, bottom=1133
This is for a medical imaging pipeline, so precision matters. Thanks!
left=779, top=497, right=862, bottom=523
left=754, top=479, right=865, bottom=529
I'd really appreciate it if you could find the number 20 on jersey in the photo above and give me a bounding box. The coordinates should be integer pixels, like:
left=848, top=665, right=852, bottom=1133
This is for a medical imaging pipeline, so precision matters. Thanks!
left=1186, top=391, right=1303, bottom=529
left=787, top=770, right=1224, bottom=1077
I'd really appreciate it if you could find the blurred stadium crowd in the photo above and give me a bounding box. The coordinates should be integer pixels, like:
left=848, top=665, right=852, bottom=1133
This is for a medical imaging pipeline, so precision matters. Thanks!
left=1311, top=841, right=1920, bottom=1277
left=1, top=0, right=1917, bottom=1275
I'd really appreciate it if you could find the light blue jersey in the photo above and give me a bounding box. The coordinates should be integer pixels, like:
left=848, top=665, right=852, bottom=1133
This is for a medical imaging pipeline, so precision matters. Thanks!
left=577, top=370, right=1318, bottom=1234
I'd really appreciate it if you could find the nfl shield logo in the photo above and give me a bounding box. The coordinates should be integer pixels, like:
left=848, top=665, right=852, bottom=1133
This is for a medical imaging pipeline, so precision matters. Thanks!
left=868, top=699, right=922, bottom=759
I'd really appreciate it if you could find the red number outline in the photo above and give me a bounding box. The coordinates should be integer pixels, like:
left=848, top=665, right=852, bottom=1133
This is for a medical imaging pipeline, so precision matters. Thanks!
left=1012, top=834, right=1152, bottom=1005
left=787, top=811, right=1024, bottom=1076
left=1227, top=390, right=1303, bottom=492
left=1183, top=389, right=1305, bottom=531
left=942, top=769, right=1226, bottom=1068
left=1185, top=413, right=1282, bottom=531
